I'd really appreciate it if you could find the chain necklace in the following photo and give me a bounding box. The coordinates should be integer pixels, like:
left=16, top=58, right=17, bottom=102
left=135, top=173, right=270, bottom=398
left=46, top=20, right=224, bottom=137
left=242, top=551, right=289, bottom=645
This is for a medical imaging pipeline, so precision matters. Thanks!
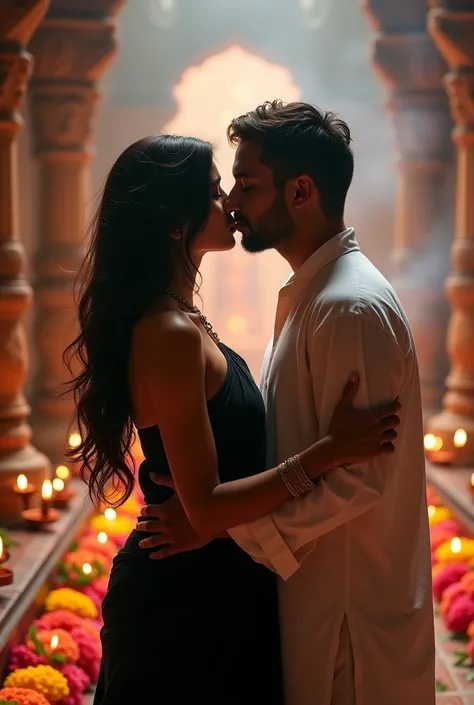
left=166, top=289, right=221, bottom=346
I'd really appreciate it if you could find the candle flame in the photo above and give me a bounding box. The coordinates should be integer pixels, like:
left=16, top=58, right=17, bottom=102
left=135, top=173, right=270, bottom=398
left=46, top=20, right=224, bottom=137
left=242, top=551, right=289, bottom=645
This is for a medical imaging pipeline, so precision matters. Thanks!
left=55, top=465, right=70, bottom=480
left=424, top=434, right=443, bottom=452
left=41, top=480, right=53, bottom=500
left=0, top=537, right=3, bottom=561
left=98, top=532, right=108, bottom=544
left=16, top=474, right=28, bottom=491
left=50, top=634, right=59, bottom=650
left=428, top=505, right=436, bottom=518
left=82, top=563, right=92, bottom=575
left=68, top=433, right=81, bottom=449
left=454, top=429, right=468, bottom=449
left=52, top=478, right=64, bottom=492
left=104, top=508, right=116, bottom=521
left=451, top=537, right=462, bottom=554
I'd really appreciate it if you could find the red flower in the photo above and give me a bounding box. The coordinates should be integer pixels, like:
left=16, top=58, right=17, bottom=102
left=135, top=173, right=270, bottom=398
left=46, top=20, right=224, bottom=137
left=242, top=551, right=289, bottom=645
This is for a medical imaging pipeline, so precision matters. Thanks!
left=445, top=592, right=474, bottom=633
left=433, top=564, right=469, bottom=601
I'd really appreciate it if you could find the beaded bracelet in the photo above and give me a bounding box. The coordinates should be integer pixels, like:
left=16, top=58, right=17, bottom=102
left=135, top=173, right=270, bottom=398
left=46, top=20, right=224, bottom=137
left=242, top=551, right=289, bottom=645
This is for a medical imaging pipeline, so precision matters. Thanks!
left=278, top=455, right=314, bottom=499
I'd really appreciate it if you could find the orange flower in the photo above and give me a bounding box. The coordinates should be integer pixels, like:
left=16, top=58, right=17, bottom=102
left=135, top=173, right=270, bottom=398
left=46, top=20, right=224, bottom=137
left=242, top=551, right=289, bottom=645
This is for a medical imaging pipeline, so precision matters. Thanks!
left=461, top=572, right=474, bottom=596
left=0, top=687, right=50, bottom=705
left=27, top=628, right=79, bottom=664
left=468, top=621, right=474, bottom=638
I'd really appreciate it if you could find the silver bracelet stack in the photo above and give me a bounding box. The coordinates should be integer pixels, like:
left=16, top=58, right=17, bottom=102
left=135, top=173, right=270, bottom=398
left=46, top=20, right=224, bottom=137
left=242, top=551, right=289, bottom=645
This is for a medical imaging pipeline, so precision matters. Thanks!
left=278, top=454, right=314, bottom=499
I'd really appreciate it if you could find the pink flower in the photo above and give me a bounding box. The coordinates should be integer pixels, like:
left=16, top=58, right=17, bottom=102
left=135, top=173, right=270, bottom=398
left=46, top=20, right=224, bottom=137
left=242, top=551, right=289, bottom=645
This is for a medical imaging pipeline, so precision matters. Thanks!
left=445, top=592, right=474, bottom=633
left=35, top=610, right=86, bottom=633
left=431, top=521, right=464, bottom=552
left=69, top=627, right=101, bottom=684
left=433, top=564, right=469, bottom=601
left=57, top=663, right=90, bottom=705
left=7, top=645, right=47, bottom=671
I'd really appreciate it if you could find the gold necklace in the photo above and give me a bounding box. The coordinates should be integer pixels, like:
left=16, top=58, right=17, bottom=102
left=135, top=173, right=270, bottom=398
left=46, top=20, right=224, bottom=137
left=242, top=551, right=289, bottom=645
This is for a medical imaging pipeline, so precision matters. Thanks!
left=166, top=289, right=220, bottom=346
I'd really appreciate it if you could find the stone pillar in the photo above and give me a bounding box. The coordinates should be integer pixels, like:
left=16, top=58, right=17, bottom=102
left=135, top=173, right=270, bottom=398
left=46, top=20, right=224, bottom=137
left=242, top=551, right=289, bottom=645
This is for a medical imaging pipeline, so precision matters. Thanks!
left=426, top=0, right=474, bottom=463
left=0, top=0, right=51, bottom=524
left=28, top=0, right=126, bottom=468
left=362, top=0, right=454, bottom=418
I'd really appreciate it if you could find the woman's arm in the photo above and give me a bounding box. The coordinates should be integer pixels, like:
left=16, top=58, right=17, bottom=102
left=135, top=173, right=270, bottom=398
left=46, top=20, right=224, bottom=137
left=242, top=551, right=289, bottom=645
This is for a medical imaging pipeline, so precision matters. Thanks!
left=136, top=313, right=396, bottom=537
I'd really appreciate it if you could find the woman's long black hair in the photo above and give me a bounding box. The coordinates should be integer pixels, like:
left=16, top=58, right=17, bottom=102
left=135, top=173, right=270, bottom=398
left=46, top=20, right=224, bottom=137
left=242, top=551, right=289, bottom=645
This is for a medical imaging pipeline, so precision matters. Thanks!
left=63, top=135, right=214, bottom=508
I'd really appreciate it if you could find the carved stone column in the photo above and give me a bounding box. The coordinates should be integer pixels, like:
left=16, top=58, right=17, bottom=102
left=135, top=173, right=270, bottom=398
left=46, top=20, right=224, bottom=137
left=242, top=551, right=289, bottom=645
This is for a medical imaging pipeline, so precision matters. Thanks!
left=362, top=0, right=453, bottom=418
left=0, top=0, right=51, bottom=523
left=28, top=0, right=126, bottom=467
left=426, top=0, right=474, bottom=462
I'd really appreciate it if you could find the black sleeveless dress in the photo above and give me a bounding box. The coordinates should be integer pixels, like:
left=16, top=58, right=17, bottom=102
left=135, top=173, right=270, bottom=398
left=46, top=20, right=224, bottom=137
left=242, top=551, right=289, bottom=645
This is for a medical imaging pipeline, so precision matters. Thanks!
left=94, top=343, right=283, bottom=705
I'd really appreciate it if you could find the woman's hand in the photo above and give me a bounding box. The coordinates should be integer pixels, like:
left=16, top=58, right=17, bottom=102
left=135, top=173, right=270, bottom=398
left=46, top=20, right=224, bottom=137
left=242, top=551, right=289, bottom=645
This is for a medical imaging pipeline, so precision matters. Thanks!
left=326, top=373, right=401, bottom=467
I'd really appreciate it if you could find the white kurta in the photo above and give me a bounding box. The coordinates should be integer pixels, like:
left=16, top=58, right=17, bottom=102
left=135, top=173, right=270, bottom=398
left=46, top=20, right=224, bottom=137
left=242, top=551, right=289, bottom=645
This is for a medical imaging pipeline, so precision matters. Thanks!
left=228, top=229, right=435, bottom=705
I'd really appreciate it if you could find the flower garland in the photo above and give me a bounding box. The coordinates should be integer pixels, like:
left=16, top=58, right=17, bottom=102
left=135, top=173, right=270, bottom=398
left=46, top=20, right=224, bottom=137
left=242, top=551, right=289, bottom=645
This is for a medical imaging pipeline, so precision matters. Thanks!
left=428, top=485, right=474, bottom=689
left=1, top=488, right=143, bottom=705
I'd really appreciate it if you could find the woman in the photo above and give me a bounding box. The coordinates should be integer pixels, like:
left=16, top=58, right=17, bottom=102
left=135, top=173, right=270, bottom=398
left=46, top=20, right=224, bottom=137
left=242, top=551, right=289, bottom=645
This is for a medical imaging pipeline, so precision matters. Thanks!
left=65, top=135, right=399, bottom=704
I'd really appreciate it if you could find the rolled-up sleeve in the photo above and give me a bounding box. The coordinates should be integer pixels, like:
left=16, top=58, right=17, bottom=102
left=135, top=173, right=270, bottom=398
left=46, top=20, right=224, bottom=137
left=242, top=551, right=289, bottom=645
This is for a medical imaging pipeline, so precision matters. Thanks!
left=228, top=313, right=405, bottom=580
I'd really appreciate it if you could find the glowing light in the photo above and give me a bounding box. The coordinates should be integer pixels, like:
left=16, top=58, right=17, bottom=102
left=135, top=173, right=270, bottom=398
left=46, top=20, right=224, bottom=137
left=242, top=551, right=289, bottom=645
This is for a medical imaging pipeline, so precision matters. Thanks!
left=97, top=532, right=108, bottom=544
left=104, top=508, right=116, bottom=521
left=226, top=315, right=247, bottom=336
left=424, top=434, right=443, bottom=452
left=428, top=505, right=436, bottom=519
left=16, top=474, right=28, bottom=491
left=50, top=634, right=59, bottom=650
left=56, top=465, right=70, bottom=480
left=454, top=429, right=468, bottom=448
left=451, top=537, right=462, bottom=554
left=68, top=433, right=81, bottom=449
left=82, top=563, right=92, bottom=575
left=41, top=480, right=53, bottom=500
left=0, top=537, right=4, bottom=561
left=52, top=478, right=64, bottom=492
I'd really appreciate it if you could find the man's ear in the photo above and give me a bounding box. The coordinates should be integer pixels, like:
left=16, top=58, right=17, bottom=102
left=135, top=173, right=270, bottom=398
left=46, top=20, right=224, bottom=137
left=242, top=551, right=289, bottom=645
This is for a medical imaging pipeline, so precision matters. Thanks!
left=289, top=175, right=316, bottom=210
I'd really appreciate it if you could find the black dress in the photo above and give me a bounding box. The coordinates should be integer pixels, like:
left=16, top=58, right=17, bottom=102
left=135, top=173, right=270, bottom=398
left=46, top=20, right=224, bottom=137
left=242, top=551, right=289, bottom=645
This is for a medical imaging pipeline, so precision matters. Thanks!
left=94, top=343, right=283, bottom=705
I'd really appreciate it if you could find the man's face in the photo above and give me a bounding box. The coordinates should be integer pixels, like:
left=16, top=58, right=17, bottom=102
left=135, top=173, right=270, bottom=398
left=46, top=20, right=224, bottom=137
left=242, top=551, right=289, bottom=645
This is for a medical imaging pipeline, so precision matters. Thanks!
left=226, top=141, right=294, bottom=253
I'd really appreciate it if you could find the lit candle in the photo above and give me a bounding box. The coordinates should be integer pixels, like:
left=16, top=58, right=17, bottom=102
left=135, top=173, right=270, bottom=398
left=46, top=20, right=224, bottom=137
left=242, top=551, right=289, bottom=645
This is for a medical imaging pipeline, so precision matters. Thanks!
left=68, top=432, right=81, bottom=449
left=454, top=429, right=468, bottom=449
left=53, top=478, right=64, bottom=494
left=104, top=508, right=116, bottom=521
left=17, top=474, right=27, bottom=491
left=97, top=532, right=108, bottom=544
left=451, top=536, right=462, bottom=554
left=12, top=474, right=36, bottom=510
left=0, top=537, right=13, bottom=586
left=82, top=562, right=92, bottom=575
left=50, top=634, right=59, bottom=651
left=41, top=480, right=53, bottom=519
left=55, top=465, right=70, bottom=482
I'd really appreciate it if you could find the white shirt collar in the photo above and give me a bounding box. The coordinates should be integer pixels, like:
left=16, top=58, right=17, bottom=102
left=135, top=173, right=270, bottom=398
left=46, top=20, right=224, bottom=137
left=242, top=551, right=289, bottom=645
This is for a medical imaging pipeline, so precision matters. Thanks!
left=283, top=227, right=359, bottom=292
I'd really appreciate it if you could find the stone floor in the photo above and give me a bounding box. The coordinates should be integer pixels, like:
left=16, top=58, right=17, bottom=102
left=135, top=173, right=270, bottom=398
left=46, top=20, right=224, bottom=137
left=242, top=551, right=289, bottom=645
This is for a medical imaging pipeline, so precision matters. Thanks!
left=80, top=614, right=474, bottom=705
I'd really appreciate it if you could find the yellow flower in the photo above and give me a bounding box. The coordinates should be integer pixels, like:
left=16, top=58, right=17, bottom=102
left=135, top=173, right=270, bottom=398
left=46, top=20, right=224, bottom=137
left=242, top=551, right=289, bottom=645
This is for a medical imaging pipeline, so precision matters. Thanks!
left=4, top=665, right=69, bottom=703
left=90, top=513, right=134, bottom=537
left=436, top=537, right=474, bottom=564
left=428, top=505, right=452, bottom=527
left=44, top=588, right=97, bottom=619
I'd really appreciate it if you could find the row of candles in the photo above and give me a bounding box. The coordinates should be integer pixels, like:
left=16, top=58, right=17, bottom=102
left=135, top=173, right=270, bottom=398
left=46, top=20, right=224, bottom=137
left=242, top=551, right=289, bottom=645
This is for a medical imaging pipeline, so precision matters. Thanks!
left=424, top=428, right=468, bottom=463
left=0, top=434, right=83, bottom=587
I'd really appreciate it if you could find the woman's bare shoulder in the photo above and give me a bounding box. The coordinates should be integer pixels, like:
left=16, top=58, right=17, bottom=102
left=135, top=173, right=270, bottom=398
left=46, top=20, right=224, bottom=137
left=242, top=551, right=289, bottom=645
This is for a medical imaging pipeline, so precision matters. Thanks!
left=132, top=308, right=202, bottom=367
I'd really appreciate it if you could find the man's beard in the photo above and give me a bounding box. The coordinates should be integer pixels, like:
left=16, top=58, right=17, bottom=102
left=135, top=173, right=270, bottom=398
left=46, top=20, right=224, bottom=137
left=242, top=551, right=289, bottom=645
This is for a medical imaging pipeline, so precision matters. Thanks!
left=239, top=194, right=293, bottom=254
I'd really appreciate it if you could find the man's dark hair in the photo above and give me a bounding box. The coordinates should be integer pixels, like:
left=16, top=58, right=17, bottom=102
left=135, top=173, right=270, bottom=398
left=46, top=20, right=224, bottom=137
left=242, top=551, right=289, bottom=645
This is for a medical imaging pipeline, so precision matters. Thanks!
left=227, top=100, right=354, bottom=219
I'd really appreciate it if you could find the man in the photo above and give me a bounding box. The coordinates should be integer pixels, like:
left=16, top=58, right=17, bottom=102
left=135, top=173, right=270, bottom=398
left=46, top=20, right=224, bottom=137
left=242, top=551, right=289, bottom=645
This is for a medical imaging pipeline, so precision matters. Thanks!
left=138, top=101, right=435, bottom=705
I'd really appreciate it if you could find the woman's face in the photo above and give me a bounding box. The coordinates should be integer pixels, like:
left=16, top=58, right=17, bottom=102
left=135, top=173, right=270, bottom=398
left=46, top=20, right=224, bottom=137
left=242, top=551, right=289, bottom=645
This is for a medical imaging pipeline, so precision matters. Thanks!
left=190, top=163, right=236, bottom=256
